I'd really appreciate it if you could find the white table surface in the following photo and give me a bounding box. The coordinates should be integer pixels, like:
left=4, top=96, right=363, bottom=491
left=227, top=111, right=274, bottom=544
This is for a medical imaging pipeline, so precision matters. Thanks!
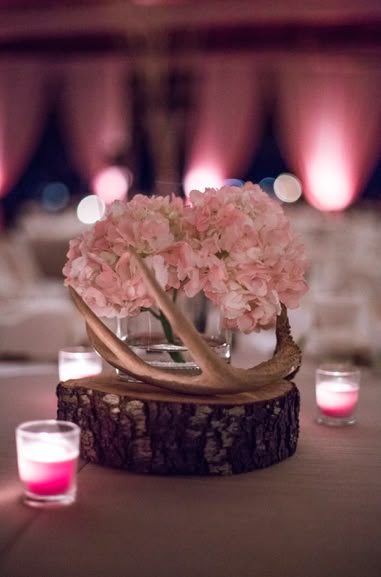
left=0, top=360, right=380, bottom=577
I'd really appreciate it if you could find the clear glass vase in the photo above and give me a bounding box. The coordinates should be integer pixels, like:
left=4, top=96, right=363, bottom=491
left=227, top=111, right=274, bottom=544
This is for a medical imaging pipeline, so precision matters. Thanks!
left=115, top=292, right=232, bottom=376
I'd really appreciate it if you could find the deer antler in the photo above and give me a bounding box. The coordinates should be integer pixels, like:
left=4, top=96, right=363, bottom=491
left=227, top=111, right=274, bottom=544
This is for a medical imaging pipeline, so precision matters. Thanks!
left=69, top=251, right=301, bottom=396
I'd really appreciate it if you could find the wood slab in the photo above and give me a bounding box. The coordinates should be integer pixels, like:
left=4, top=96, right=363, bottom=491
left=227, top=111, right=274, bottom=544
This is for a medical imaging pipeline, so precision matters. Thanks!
left=57, top=375, right=300, bottom=475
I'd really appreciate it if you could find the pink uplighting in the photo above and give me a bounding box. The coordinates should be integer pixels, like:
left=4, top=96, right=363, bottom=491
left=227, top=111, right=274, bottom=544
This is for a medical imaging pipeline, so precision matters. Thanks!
left=184, top=57, right=262, bottom=199
left=93, top=166, right=130, bottom=204
left=277, top=57, right=381, bottom=212
left=307, top=155, right=353, bottom=212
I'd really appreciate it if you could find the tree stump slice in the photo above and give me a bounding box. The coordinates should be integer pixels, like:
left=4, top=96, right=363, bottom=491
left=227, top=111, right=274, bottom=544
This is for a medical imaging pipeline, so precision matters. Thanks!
left=57, top=375, right=300, bottom=475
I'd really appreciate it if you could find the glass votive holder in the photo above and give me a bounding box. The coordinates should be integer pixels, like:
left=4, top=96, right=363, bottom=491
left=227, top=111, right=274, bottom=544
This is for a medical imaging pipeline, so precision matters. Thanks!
left=16, top=420, right=80, bottom=507
left=315, top=364, right=361, bottom=426
left=58, top=346, right=102, bottom=381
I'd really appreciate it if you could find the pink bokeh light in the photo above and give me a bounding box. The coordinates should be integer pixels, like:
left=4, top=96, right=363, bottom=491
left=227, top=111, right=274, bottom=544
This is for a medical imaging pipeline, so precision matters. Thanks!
left=307, top=155, right=353, bottom=212
left=183, top=166, right=224, bottom=196
left=92, top=166, right=131, bottom=204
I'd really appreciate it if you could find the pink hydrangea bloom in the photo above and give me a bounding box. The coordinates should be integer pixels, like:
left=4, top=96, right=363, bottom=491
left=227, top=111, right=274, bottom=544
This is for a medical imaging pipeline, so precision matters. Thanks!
left=63, top=194, right=186, bottom=317
left=63, top=184, right=308, bottom=332
left=182, top=182, right=308, bottom=332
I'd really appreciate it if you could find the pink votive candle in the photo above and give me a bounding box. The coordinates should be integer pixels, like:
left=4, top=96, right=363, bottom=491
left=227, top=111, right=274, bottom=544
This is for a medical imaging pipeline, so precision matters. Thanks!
left=316, top=382, right=359, bottom=418
left=18, top=443, right=78, bottom=496
left=315, top=365, right=361, bottom=426
left=16, top=420, right=80, bottom=506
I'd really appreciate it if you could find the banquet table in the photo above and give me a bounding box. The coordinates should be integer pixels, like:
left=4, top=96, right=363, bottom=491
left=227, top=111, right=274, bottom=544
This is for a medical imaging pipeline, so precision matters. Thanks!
left=0, top=359, right=380, bottom=577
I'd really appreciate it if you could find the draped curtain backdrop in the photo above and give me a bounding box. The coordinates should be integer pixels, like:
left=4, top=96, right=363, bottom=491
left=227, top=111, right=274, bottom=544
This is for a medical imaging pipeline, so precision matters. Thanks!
left=1, top=52, right=380, bottom=227
left=0, top=59, right=46, bottom=199
left=184, top=56, right=264, bottom=194
left=276, top=55, right=381, bottom=211
left=62, top=57, right=130, bottom=190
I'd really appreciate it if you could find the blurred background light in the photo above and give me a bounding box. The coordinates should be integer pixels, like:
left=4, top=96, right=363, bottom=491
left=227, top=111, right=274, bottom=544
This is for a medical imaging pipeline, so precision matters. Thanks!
left=259, top=177, right=276, bottom=196
left=41, top=181, right=70, bottom=212
left=306, top=157, right=353, bottom=211
left=274, top=173, right=302, bottom=203
left=92, top=166, right=132, bottom=204
left=77, top=195, right=105, bottom=224
left=183, top=167, right=224, bottom=197
left=223, top=179, right=244, bottom=187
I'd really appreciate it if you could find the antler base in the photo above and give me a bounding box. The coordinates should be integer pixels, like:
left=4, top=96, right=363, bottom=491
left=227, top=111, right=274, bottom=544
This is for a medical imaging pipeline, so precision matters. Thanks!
left=57, top=375, right=300, bottom=475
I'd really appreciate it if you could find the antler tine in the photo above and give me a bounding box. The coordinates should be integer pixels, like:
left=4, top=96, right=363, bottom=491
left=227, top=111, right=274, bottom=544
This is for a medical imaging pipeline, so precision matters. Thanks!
left=69, top=287, right=248, bottom=394
left=131, top=249, right=301, bottom=384
left=129, top=248, right=236, bottom=380
left=244, top=304, right=301, bottom=380
left=68, top=256, right=301, bottom=394
left=85, top=323, right=132, bottom=374
left=69, top=287, right=197, bottom=387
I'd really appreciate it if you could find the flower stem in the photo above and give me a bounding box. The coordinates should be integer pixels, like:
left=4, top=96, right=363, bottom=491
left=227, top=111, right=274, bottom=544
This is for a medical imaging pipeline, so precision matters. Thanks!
left=143, top=291, right=185, bottom=363
left=158, top=310, right=186, bottom=363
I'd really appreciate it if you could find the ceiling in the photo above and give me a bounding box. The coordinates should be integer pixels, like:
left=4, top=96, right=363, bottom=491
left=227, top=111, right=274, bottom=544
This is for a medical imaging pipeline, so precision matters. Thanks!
left=0, top=1, right=380, bottom=56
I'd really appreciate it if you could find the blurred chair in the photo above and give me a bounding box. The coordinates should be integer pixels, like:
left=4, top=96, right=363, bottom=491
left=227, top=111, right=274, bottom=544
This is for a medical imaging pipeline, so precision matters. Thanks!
left=0, top=231, right=86, bottom=360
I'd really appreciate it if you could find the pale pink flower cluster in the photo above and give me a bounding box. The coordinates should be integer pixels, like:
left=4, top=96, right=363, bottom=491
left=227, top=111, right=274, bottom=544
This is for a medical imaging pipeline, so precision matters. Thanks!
left=181, top=182, right=308, bottom=332
left=63, top=194, right=186, bottom=318
left=64, top=183, right=308, bottom=332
